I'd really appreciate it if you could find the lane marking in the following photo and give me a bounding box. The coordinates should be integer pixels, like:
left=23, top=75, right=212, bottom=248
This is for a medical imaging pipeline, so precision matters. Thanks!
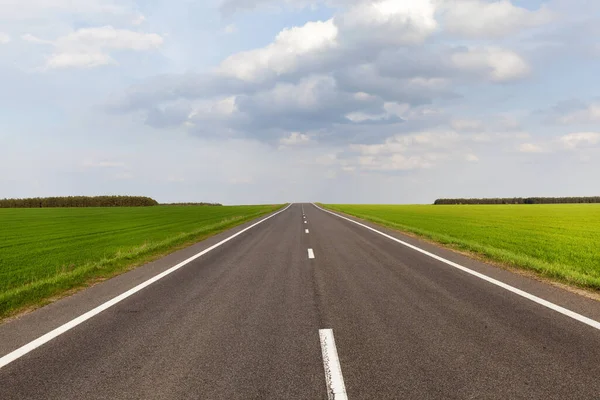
left=312, top=203, right=600, bottom=331
left=305, top=229, right=309, bottom=233
left=304, top=221, right=308, bottom=224
left=308, top=249, right=315, bottom=259
left=0, top=204, right=294, bottom=370
left=319, top=329, right=348, bottom=400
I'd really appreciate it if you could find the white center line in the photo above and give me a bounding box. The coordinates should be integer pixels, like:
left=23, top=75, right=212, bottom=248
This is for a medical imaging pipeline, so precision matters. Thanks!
left=319, top=329, right=348, bottom=400
left=308, top=248, right=315, bottom=259
left=0, top=204, right=294, bottom=370
left=305, top=229, right=309, bottom=233
left=312, top=203, right=600, bottom=331
left=304, top=221, right=307, bottom=224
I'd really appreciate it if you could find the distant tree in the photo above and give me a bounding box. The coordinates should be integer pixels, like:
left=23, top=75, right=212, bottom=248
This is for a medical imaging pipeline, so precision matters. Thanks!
left=434, top=197, right=600, bottom=205
left=0, top=196, right=159, bottom=208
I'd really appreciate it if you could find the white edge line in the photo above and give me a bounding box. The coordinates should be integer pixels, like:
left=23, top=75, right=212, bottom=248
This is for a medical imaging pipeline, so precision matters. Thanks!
left=308, top=248, right=315, bottom=259
left=312, top=203, right=600, bottom=331
left=319, top=329, right=348, bottom=400
left=0, top=203, right=294, bottom=369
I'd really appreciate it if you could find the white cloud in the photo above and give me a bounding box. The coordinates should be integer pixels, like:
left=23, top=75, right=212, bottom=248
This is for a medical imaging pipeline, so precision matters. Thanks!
left=0, top=0, right=131, bottom=20
left=440, top=0, right=553, bottom=38
left=335, top=0, right=437, bottom=47
left=279, top=132, right=312, bottom=146
left=384, top=102, right=411, bottom=117
left=218, top=19, right=337, bottom=81
left=357, top=153, right=437, bottom=171
left=451, top=47, right=530, bottom=82
left=54, top=26, right=163, bottom=51
left=266, top=75, right=334, bottom=109
left=351, top=131, right=463, bottom=156
left=25, top=26, right=164, bottom=69
left=188, top=96, right=238, bottom=121
left=343, top=129, right=530, bottom=172
left=109, top=1, right=536, bottom=139
left=353, top=92, right=376, bottom=101
left=345, top=101, right=410, bottom=122
left=559, top=132, right=600, bottom=149
left=47, top=52, right=115, bottom=68
left=403, top=106, right=445, bottom=120
left=219, top=0, right=392, bottom=15
left=239, top=74, right=351, bottom=115
left=517, top=143, right=545, bottom=153
left=557, top=103, right=600, bottom=124
left=217, top=1, right=438, bottom=83
left=345, top=111, right=384, bottom=122
left=21, top=34, right=49, bottom=44
left=0, top=33, right=11, bottom=44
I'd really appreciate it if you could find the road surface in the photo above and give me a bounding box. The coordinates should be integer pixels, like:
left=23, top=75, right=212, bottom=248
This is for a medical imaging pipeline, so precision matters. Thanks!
left=1, top=203, right=600, bottom=399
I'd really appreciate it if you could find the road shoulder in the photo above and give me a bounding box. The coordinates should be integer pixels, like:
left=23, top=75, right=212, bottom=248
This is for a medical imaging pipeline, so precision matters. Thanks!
left=315, top=204, right=600, bottom=323
left=0, top=207, right=287, bottom=357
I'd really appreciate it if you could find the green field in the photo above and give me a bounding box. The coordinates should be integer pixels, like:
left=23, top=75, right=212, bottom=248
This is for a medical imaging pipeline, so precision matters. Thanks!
left=0, top=205, right=282, bottom=319
left=323, top=204, right=600, bottom=290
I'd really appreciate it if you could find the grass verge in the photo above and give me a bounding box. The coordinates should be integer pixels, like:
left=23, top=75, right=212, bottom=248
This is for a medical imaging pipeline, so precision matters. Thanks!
left=0, top=205, right=283, bottom=320
left=321, top=204, right=600, bottom=292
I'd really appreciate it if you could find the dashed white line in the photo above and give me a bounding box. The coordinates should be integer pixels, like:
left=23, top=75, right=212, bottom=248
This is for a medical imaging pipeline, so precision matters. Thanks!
left=304, top=221, right=307, bottom=224
left=0, top=204, right=294, bottom=370
left=319, top=329, right=348, bottom=400
left=312, top=203, right=600, bottom=331
left=305, top=229, right=309, bottom=233
left=308, top=249, right=315, bottom=259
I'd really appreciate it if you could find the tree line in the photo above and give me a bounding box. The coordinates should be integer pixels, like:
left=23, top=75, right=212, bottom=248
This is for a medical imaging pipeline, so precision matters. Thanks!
left=434, top=197, right=600, bottom=205
left=0, top=196, right=159, bottom=208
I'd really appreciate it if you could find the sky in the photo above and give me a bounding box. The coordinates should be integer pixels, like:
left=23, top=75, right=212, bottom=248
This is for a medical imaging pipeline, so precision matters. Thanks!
left=1, top=0, right=599, bottom=205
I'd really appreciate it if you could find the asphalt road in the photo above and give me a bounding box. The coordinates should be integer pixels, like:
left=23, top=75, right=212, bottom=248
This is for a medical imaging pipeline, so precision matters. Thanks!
left=1, top=203, right=600, bottom=399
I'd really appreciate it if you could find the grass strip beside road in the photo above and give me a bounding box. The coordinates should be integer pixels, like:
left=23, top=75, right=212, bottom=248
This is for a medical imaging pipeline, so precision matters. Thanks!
left=322, top=204, right=600, bottom=291
left=0, top=205, right=284, bottom=320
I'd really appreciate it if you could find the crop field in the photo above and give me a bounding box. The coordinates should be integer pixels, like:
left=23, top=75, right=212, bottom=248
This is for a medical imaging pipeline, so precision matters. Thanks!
left=323, top=204, right=600, bottom=290
left=0, top=204, right=282, bottom=318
